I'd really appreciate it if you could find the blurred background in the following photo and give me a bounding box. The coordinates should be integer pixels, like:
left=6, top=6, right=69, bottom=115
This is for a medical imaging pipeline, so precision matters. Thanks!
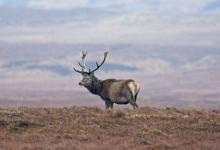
left=0, top=0, right=220, bottom=109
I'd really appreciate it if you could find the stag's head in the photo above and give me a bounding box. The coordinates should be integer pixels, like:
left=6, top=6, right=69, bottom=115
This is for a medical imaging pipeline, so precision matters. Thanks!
left=73, top=51, right=108, bottom=87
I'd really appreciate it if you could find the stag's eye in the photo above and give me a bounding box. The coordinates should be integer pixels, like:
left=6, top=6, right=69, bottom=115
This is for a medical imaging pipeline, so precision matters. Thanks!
left=84, top=77, right=89, bottom=80
left=83, top=76, right=91, bottom=82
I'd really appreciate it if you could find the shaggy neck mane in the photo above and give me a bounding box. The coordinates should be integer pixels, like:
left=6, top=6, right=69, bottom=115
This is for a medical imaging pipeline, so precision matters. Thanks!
left=86, top=76, right=102, bottom=95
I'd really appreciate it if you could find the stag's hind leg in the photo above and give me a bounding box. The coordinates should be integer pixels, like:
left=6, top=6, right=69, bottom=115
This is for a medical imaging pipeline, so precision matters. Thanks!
left=127, top=89, right=139, bottom=109
left=129, top=100, right=138, bottom=109
left=134, top=89, right=140, bottom=102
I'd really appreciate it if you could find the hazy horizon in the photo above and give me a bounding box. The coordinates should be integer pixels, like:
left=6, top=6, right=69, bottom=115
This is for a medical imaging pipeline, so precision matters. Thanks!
left=0, top=0, right=220, bottom=109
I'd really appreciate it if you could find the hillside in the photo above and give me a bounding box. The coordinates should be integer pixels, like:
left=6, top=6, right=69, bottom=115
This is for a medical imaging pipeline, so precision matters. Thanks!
left=0, top=106, right=220, bottom=150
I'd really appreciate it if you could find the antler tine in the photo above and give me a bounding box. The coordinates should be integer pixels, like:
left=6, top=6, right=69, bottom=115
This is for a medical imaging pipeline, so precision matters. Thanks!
left=73, top=51, right=88, bottom=74
left=78, top=51, right=87, bottom=70
left=89, top=51, right=108, bottom=73
left=82, top=51, right=87, bottom=60
left=78, top=62, right=85, bottom=69
left=73, top=66, right=83, bottom=74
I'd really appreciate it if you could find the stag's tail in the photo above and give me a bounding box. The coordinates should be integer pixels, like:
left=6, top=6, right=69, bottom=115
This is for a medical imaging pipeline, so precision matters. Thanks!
left=128, top=80, right=140, bottom=101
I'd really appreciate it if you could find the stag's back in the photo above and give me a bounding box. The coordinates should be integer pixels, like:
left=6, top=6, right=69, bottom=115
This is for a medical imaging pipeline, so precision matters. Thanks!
left=100, top=79, right=140, bottom=103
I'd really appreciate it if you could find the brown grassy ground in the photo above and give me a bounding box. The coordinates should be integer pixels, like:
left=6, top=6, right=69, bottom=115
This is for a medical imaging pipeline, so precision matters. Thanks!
left=0, top=106, right=220, bottom=150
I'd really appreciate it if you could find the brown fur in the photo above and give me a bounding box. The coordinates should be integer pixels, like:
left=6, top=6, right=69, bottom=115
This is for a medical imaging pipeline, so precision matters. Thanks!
left=79, top=74, right=140, bottom=109
left=74, top=52, right=140, bottom=109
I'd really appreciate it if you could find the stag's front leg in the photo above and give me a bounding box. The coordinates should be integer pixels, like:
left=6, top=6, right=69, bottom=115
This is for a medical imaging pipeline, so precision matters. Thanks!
left=109, top=102, right=114, bottom=109
left=105, top=101, right=110, bottom=109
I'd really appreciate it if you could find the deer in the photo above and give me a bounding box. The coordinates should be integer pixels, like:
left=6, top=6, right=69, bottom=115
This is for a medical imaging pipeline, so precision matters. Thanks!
left=73, top=51, right=140, bottom=109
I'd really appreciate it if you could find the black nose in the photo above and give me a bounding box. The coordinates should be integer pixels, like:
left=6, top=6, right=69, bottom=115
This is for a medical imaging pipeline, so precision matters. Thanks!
left=79, top=82, right=82, bottom=86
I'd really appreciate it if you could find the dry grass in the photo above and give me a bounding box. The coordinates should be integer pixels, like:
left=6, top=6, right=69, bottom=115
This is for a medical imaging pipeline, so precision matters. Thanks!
left=0, top=106, right=220, bottom=150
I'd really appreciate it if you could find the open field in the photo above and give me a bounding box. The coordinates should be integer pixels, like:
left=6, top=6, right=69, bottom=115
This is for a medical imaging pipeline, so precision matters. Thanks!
left=0, top=106, right=220, bottom=150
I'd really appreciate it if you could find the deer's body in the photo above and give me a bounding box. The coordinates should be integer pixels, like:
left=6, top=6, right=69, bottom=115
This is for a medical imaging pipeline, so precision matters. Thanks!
left=74, top=51, right=140, bottom=109
left=82, top=76, right=140, bottom=108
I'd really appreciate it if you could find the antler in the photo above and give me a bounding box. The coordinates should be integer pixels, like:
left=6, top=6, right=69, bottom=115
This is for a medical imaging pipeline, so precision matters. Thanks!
left=73, top=51, right=88, bottom=74
left=73, top=51, right=108, bottom=74
left=78, top=51, right=87, bottom=70
left=89, top=51, right=108, bottom=74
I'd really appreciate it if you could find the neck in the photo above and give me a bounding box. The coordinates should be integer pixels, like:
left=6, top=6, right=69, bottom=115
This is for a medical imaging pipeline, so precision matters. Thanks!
left=86, top=76, right=102, bottom=95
